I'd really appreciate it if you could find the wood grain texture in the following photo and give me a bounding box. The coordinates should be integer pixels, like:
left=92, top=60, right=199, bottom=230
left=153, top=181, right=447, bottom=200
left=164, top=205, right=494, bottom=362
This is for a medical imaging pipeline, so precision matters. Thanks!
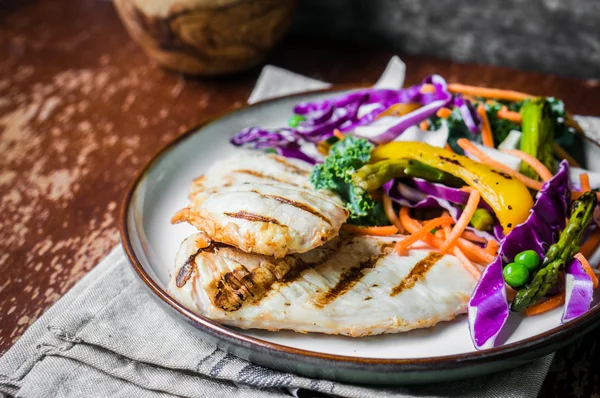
left=0, top=1, right=599, bottom=396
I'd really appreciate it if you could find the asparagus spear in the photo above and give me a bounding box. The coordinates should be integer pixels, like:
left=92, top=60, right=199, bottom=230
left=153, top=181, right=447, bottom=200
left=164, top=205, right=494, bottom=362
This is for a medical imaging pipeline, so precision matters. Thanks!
left=352, top=159, right=463, bottom=191
left=519, top=98, right=556, bottom=180
left=511, top=192, right=598, bottom=311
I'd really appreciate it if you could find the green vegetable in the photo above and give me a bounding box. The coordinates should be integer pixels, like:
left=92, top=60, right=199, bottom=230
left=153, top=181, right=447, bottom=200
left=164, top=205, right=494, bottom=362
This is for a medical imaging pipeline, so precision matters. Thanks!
left=310, top=136, right=388, bottom=226
left=352, top=159, right=463, bottom=191
left=519, top=99, right=555, bottom=180
left=514, top=250, right=541, bottom=271
left=484, top=101, right=521, bottom=146
left=503, top=262, right=530, bottom=288
left=469, top=208, right=495, bottom=231
left=288, top=114, right=306, bottom=128
left=511, top=192, right=598, bottom=311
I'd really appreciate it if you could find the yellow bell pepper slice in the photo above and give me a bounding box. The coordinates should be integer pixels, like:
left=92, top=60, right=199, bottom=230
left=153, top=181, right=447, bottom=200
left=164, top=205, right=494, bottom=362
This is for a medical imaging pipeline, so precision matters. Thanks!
left=372, top=142, right=533, bottom=234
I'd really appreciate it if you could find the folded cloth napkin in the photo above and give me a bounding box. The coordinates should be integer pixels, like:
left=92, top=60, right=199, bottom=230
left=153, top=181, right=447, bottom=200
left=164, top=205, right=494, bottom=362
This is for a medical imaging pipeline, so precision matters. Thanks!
left=3, top=56, right=599, bottom=398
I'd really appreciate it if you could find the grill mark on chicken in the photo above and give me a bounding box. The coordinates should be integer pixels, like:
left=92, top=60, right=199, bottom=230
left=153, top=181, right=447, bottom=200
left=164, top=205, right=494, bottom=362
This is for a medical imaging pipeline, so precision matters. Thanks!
left=390, top=252, right=444, bottom=297
left=268, top=155, right=310, bottom=176
left=223, top=211, right=282, bottom=225
left=313, top=250, right=389, bottom=308
left=175, top=248, right=202, bottom=288
left=261, top=194, right=331, bottom=225
left=234, top=169, right=304, bottom=188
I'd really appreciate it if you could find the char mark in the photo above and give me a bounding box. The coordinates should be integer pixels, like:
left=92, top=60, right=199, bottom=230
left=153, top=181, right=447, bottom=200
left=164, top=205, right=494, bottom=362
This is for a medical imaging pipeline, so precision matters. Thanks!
left=314, top=252, right=386, bottom=308
left=175, top=248, right=202, bottom=288
left=390, top=252, right=443, bottom=297
left=268, top=155, right=310, bottom=176
left=224, top=211, right=281, bottom=225
left=234, top=169, right=303, bottom=188
left=263, top=194, right=331, bottom=224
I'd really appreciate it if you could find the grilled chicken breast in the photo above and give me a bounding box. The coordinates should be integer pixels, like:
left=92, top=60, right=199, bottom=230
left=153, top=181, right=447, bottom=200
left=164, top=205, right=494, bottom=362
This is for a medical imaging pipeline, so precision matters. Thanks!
left=168, top=232, right=477, bottom=337
left=172, top=153, right=348, bottom=258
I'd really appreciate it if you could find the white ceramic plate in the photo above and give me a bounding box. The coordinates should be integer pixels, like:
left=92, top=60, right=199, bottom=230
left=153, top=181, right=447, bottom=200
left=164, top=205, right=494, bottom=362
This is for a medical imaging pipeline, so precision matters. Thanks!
left=121, top=88, right=600, bottom=384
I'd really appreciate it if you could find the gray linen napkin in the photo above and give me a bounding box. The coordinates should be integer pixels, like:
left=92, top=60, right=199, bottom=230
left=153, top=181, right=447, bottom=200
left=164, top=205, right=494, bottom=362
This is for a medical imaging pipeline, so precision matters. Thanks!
left=2, top=57, right=599, bottom=398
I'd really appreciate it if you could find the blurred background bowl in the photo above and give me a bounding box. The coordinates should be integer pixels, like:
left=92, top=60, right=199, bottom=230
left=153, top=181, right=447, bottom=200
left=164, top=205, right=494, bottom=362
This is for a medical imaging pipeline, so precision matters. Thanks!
left=114, top=0, right=297, bottom=76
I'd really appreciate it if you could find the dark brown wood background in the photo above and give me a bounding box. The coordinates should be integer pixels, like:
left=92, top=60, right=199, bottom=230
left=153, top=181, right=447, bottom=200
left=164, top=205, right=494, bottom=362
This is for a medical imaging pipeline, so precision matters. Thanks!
left=1, top=1, right=599, bottom=396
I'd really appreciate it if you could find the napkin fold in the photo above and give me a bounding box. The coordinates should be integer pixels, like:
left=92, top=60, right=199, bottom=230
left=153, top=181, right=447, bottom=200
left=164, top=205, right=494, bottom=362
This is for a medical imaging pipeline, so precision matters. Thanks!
left=5, top=56, right=599, bottom=398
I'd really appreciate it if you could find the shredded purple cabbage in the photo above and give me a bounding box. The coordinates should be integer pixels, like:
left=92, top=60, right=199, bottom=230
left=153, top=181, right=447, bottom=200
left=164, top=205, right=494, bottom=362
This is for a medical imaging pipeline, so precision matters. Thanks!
left=231, top=75, right=482, bottom=160
left=467, top=161, right=571, bottom=350
left=562, top=257, right=594, bottom=323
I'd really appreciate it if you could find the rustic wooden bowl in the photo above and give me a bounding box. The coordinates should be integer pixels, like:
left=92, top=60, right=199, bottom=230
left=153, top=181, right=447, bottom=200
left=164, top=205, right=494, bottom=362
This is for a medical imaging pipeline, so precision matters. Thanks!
left=114, top=0, right=297, bottom=76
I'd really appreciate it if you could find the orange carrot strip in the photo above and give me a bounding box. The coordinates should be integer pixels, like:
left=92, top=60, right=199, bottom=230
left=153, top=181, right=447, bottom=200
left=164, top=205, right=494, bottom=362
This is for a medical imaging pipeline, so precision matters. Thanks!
left=420, top=84, right=435, bottom=94
left=394, top=216, right=454, bottom=254
left=476, top=104, right=494, bottom=147
left=436, top=107, right=453, bottom=119
left=575, top=253, right=598, bottom=288
left=419, top=120, right=430, bottom=130
left=497, top=106, right=522, bottom=123
left=456, top=239, right=496, bottom=264
left=553, top=143, right=581, bottom=168
left=580, top=229, right=600, bottom=263
left=441, top=188, right=481, bottom=253
left=444, top=143, right=454, bottom=153
left=580, top=173, right=591, bottom=193
left=342, top=224, right=398, bottom=236
left=448, top=83, right=535, bottom=102
left=485, top=239, right=499, bottom=256
left=383, top=195, right=404, bottom=234
left=442, top=225, right=482, bottom=277
left=456, top=138, right=544, bottom=191
left=461, top=230, right=487, bottom=243
left=333, top=129, right=345, bottom=140
left=524, top=293, right=565, bottom=316
left=502, top=149, right=553, bottom=182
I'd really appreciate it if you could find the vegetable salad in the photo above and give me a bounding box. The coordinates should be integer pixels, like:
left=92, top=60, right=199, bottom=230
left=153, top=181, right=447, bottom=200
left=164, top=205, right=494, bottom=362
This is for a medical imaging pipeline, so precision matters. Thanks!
left=231, top=74, right=599, bottom=350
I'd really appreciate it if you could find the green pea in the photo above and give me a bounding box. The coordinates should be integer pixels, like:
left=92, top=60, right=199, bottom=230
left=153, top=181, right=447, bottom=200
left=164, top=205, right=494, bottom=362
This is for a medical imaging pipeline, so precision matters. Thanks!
left=514, top=250, right=540, bottom=271
left=288, top=114, right=306, bottom=128
left=503, top=262, right=530, bottom=288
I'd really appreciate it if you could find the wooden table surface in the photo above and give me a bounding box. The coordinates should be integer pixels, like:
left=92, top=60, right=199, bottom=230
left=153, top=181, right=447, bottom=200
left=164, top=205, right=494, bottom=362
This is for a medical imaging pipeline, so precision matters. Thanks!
left=1, top=1, right=599, bottom=396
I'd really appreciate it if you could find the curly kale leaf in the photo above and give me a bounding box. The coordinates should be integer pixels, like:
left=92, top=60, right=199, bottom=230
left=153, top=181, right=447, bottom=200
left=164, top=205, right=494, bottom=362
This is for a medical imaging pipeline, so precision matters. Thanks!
left=310, top=136, right=388, bottom=226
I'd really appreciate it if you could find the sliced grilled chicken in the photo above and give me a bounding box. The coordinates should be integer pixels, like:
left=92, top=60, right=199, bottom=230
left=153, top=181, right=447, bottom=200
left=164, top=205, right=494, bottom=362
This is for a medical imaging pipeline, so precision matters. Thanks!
left=189, top=152, right=314, bottom=198
left=168, top=233, right=477, bottom=337
left=173, top=153, right=348, bottom=258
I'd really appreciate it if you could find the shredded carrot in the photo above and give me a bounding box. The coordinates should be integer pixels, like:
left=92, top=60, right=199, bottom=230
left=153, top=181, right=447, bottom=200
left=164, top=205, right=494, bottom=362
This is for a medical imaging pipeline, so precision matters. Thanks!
left=497, top=106, right=522, bottom=123
left=401, top=209, right=481, bottom=277
left=581, top=229, right=600, bottom=262
left=370, top=190, right=383, bottom=201
left=461, top=230, right=487, bottom=243
left=502, top=149, right=553, bottom=181
left=553, top=143, right=581, bottom=168
left=575, top=253, right=598, bottom=288
left=419, top=120, right=430, bottom=130
left=420, top=84, right=435, bottom=94
left=451, top=244, right=482, bottom=279
left=383, top=195, right=404, bottom=234
left=441, top=188, right=481, bottom=253
left=394, top=215, right=454, bottom=254
left=485, top=239, right=499, bottom=256
left=444, top=143, right=454, bottom=153
left=441, top=221, right=493, bottom=264
left=333, top=129, right=345, bottom=141
left=525, top=293, right=565, bottom=316
left=506, top=286, right=517, bottom=301
left=436, top=107, right=452, bottom=119
left=476, top=104, right=494, bottom=147
left=447, top=83, right=535, bottom=102
left=580, top=173, right=591, bottom=193
left=342, top=224, right=398, bottom=236
left=456, top=138, right=544, bottom=191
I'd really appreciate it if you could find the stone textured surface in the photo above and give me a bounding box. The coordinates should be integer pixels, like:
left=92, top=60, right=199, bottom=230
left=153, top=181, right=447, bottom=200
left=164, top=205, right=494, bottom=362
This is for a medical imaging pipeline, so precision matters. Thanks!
left=293, top=0, right=600, bottom=79
left=0, top=1, right=599, bottom=397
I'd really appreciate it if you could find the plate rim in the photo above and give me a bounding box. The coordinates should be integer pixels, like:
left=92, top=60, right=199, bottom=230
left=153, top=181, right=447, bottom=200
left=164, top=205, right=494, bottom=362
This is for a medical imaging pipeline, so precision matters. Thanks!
left=119, top=85, right=600, bottom=370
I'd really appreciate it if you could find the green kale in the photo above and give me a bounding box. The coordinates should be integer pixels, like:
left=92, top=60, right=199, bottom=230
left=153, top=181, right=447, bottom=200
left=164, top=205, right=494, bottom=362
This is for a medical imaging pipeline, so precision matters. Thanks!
left=427, top=108, right=482, bottom=155
left=310, top=136, right=388, bottom=226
